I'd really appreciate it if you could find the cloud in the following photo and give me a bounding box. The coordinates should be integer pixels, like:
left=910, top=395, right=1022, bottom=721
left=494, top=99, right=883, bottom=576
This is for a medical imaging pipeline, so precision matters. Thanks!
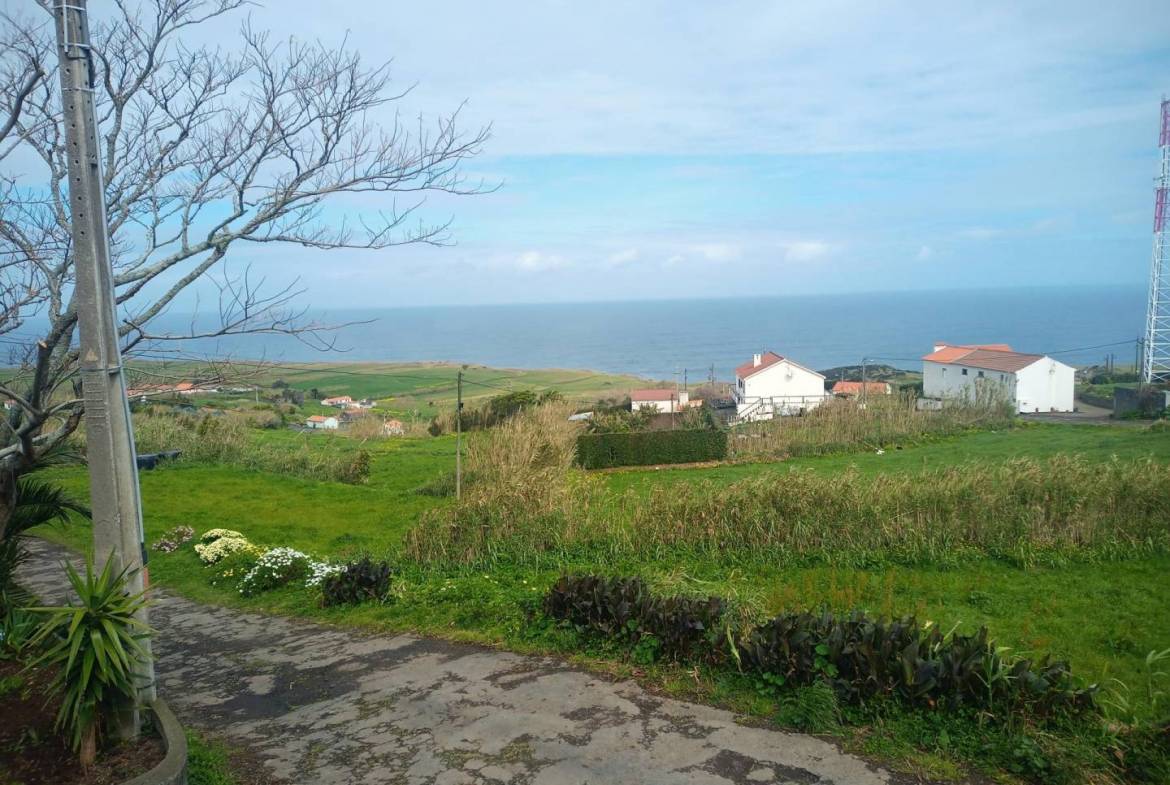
left=514, top=250, right=568, bottom=272
left=916, top=245, right=933, bottom=261
left=691, top=243, right=741, bottom=263
left=606, top=248, right=640, bottom=266
left=783, top=240, right=833, bottom=263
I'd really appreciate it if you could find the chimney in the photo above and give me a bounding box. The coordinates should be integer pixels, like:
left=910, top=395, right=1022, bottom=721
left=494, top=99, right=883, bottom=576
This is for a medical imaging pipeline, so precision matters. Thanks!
left=932, top=342, right=948, bottom=353
left=753, top=353, right=762, bottom=367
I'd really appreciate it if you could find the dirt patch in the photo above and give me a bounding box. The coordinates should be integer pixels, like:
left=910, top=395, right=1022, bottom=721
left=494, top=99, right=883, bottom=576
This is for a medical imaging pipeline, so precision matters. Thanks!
left=0, top=659, right=166, bottom=785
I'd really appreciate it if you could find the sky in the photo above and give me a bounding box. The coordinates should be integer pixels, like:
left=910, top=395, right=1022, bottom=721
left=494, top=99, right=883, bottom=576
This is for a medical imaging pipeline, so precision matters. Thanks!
left=34, top=2, right=1170, bottom=307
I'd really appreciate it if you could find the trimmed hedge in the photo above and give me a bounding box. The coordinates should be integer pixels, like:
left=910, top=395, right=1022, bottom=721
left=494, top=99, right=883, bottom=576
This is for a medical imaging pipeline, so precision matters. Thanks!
left=576, top=428, right=727, bottom=468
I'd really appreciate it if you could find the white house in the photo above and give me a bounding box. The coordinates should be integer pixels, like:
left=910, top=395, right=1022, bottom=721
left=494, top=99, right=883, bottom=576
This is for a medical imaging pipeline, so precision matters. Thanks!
left=305, top=414, right=339, bottom=430
left=922, top=343, right=1075, bottom=413
left=630, top=388, right=689, bottom=414
left=321, top=395, right=355, bottom=408
left=733, top=351, right=827, bottom=421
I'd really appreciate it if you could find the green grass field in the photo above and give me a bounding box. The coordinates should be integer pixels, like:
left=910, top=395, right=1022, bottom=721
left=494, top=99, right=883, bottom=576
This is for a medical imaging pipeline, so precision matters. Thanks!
left=134, top=361, right=656, bottom=421
left=30, top=410, right=1170, bottom=783
left=605, top=422, right=1170, bottom=492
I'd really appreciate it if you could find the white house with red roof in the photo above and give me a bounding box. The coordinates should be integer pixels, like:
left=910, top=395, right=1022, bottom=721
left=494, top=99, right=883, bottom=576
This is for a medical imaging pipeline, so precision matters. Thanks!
left=922, top=343, right=1074, bottom=413
left=733, top=351, right=827, bottom=421
left=320, top=395, right=356, bottom=408
left=630, top=388, right=690, bottom=414
left=305, top=414, right=339, bottom=430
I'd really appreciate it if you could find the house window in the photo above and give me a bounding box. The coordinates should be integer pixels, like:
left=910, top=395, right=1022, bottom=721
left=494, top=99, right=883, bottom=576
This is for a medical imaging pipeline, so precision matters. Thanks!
left=977, top=370, right=984, bottom=378
left=961, top=368, right=968, bottom=376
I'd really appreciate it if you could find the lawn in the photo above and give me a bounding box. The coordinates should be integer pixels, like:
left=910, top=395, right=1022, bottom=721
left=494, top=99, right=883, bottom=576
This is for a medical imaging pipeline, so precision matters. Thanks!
left=605, top=421, right=1170, bottom=493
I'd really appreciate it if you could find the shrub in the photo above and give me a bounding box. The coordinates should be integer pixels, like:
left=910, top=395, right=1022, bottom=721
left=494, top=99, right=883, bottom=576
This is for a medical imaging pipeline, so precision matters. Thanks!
left=543, top=577, right=1097, bottom=721
left=194, top=530, right=256, bottom=565
left=152, top=525, right=194, bottom=553
left=543, top=575, right=725, bottom=662
left=238, top=547, right=312, bottom=597
left=28, top=557, right=151, bottom=768
left=321, top=558, right=394, bottom=606
left=738, top=609, right=1097, bottom=717
left=576, top=428, right=728, bottom=469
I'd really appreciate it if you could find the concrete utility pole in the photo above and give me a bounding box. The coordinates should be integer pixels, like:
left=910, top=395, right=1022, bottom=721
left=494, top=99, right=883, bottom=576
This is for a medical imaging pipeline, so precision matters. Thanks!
left=54, top=0, right=155, bottom=732
left=455, top=371, right=463, bottom=500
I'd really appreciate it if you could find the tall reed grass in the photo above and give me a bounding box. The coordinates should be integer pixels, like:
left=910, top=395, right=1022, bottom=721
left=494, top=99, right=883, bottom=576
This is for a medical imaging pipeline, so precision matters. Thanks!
left=730, top=393, right=1014, bottom=460
left=130, top=412, right=370, bottom=483
left=405, top=453, right=1170, bottom=567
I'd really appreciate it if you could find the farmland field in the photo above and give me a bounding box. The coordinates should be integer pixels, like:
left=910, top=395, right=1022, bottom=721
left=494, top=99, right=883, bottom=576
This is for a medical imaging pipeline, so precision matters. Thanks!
left=29, top=366, right=1170, bottom=783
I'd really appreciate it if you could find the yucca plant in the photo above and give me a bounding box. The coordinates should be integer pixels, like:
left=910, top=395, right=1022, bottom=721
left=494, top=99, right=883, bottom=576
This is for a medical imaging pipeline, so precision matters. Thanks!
left=27, top=557, right=152, bottom=768
left=0, top=473, right=90, bottom=593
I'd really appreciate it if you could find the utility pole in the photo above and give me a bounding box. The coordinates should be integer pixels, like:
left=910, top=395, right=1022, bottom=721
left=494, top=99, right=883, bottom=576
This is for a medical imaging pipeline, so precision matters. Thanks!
left=861, top=357, right=868, bottom=405
left=54, top=0, right=154, bottom=734
left=455, top=371, right=463, bottom=500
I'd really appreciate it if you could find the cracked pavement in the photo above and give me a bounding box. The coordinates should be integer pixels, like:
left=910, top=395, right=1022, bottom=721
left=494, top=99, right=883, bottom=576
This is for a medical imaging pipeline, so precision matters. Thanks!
left=20, top=539, right=896, bottom=785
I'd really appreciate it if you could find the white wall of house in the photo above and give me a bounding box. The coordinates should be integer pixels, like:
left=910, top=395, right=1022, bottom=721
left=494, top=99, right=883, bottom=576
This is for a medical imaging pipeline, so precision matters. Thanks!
left=923, top=362, right=1017, bottom=402
left=735, top=360, right=826, bottom=420
left=923, top=358, right=1074, bottom=413
left=632, top=391, right=688, bottom=414
left=307, top=417, right=339, bottom=430
left=1014, top=358, right=1075, bottom=413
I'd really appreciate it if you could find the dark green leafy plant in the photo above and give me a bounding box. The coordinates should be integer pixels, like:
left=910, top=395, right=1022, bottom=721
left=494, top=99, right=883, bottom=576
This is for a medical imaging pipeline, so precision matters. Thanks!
left=738, top=609, right=1097, bottom=717
left=321, top=558, right=394, bottom=607
left=0, top=477, right=89, bottom=593
left=543, top=575, right=725, bottom=662
left=28, top=557, right=152, bottom=768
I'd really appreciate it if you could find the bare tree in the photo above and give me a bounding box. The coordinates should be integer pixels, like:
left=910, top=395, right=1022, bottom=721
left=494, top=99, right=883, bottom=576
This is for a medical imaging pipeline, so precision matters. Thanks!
left=0, top=0, right=490, bottom=530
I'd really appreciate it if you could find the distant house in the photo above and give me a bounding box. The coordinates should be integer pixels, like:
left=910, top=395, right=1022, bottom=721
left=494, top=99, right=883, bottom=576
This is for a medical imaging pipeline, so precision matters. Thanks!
left=922, top=343, right=1075, bottom=413
left=321, top=395, right=355, bottom=408
left=831, top=380, right=892, bottom=398
left=733, top=351, right=827, bottom=421
left=383, top=419, right=405, bottom=436
left=630, top=388, right=690, bottom=414
left=306, top=414, right=339, bottom=430
left=357, top=398, right=377, bottom=409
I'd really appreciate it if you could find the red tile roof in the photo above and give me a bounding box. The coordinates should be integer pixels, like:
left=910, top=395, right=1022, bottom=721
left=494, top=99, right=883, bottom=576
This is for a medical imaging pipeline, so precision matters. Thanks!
left=307, top=415, right=330, bottom=422
left=631, top=388, right=677, bottom=402
left=734, top=351, right=785, bottom=379
left=923, top=344, right=1043, bottom=373
left=832, top=381, right=891, bottom=395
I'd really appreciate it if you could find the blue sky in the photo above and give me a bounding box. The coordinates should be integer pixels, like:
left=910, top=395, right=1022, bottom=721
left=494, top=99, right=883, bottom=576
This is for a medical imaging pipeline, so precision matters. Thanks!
left=162, top=2, right=1170, bottom=305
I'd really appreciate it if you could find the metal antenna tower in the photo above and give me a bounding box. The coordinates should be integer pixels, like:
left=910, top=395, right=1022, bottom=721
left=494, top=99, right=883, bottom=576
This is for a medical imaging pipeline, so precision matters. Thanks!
left=1142, top=98, right=1170, bottom=383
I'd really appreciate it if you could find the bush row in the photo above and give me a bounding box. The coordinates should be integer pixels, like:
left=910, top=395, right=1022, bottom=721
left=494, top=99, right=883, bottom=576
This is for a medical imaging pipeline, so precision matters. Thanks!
left=575, top=428, right=728, bottom=469
left=543, top=575, right=1097, bottom=721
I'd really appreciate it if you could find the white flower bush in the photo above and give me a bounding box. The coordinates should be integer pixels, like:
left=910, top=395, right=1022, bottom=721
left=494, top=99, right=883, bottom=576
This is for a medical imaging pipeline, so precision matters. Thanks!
left=200, top=528, right=245, bottom=543
left=306, top=561, right=343, bottom=589
left=240, top=547, right=323, bottom=596
left=194, top=535, right=253, bottom=564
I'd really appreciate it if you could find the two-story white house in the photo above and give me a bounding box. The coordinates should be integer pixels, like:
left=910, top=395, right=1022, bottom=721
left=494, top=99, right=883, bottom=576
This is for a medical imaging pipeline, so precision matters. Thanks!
left=733, top=351, right=827, bottom=421
left=922, top=343, right=1075, bottom=413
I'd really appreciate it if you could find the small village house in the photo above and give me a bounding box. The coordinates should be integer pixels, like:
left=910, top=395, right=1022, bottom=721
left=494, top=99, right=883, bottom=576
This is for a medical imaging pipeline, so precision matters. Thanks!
left=305, top=414, right=339, bottom=430
left=630, top=388, right=689, bottom=414
left=922, top=343, right=1075, bottom=413
left=321, top=395, right=356, bottom=408
left=383, top=419, right=405, bottom=436
left=831, top=380, right=892, bottom=398
left=734, top=351, right=827, bottom=421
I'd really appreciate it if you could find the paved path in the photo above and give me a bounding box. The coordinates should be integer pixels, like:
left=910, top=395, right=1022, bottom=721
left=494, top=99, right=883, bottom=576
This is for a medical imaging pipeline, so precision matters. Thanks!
left=20, top=539, right=896, bottom=785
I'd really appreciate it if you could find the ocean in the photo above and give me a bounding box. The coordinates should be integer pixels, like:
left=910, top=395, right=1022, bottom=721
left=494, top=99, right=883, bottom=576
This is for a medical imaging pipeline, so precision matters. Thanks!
left=166, top=284, right=1148, bottom=381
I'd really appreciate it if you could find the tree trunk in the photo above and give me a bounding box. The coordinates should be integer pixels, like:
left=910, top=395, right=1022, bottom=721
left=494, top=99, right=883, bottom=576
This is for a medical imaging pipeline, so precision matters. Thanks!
left=0, top=468, right=15, bottom=544
left=79, top=722, right=97, bottom=769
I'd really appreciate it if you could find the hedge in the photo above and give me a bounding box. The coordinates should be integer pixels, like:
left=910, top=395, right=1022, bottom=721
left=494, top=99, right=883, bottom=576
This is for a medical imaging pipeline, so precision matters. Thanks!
left=576, top=428, right=727, bottom=468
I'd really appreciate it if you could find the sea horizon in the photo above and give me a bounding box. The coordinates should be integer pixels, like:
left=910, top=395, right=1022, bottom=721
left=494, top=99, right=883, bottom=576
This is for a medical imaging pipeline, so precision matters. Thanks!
left=158, top=283, right=1148, bottom=381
